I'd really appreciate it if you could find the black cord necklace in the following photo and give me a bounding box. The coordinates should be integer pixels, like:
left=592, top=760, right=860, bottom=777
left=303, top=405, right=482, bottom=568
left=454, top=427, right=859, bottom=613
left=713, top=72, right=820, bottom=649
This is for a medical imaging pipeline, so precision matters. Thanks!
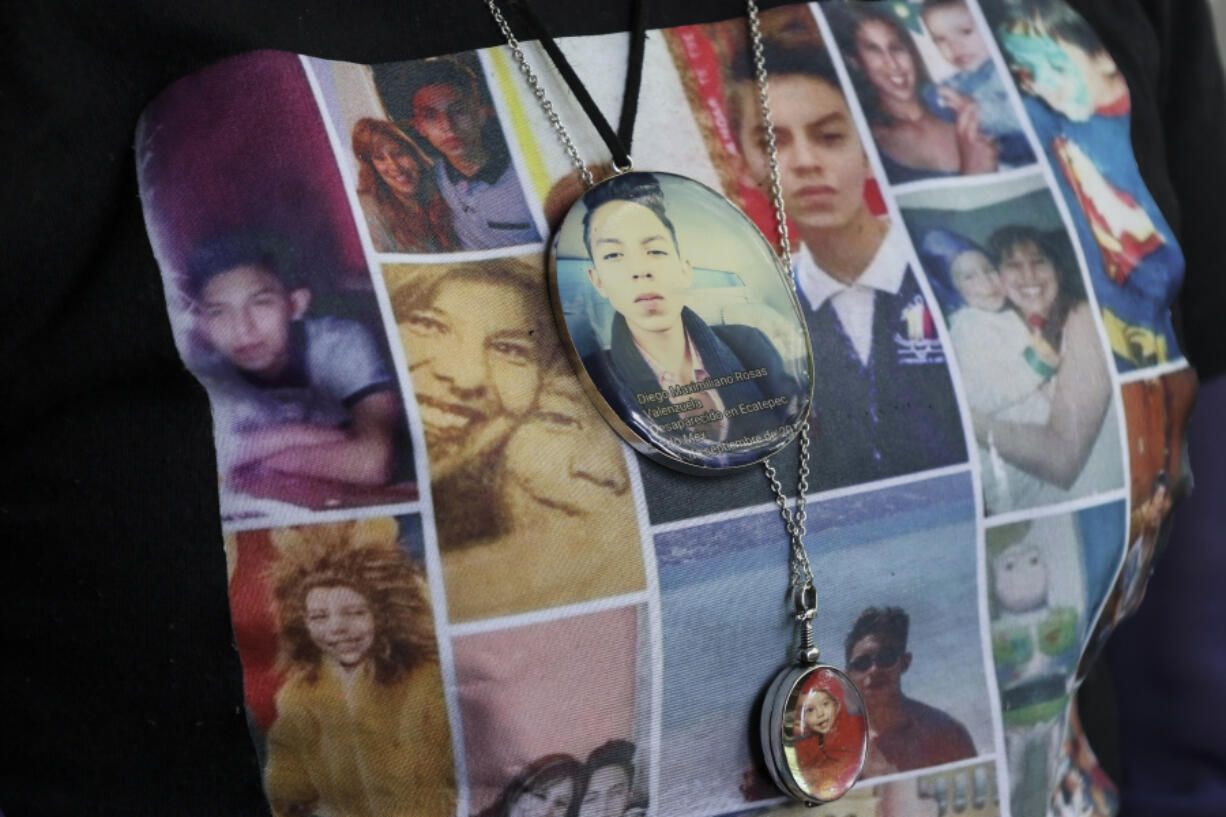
left=505, top=0, right=646, bottom=170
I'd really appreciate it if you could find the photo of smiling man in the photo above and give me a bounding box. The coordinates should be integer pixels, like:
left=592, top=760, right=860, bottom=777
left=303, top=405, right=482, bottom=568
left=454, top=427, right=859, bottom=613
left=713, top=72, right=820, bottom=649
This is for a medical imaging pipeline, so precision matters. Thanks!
left=554, top=171, right=812, bottom=470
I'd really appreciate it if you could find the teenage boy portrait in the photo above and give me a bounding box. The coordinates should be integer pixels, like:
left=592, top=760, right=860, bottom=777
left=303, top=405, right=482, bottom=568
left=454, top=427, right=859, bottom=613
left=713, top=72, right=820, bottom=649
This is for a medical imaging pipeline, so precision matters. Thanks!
left=185, top=235, right=403, bottom=497
left=379, top=55, right=541, bottom=250
left=845, top=606, right=977, bottom=776
left=579, top=173, right=801, bottom=451
left=729, top=44, right=966, bottom=487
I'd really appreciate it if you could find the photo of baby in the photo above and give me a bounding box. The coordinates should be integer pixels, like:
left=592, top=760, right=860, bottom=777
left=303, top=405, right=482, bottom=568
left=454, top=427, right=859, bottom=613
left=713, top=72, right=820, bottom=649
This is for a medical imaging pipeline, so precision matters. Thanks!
left=552, top=171, right=812, bottom=470
left=902, top=173, right=1123, bottom=515
left=825, top=0, right=1035, bottom=185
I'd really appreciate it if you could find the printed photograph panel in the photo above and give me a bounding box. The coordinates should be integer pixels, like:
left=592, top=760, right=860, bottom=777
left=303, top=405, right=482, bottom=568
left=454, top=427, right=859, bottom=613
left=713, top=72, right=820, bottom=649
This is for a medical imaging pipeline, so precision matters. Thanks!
left=900, top=173, right=1124, bottom=515
left=136, top=51, right=417, bottom=524
left=384, top=258, right=646, bottom=622
left=985, top=501, right=1125, bottom=817
left=1078, top=367, right=1197, bottom=677
left=638, top=13, right=965, bottom=522
left=822, top=0, right=1036, bottom=186
left=451, top=605, right=653, bottom=817
left=225, top=516, right=456, bottom=816
left=308, top=51, right=543, bottom=254
left=654, top=472, right=990, bottom=816
left=981, top=0, right=1186, bottom=372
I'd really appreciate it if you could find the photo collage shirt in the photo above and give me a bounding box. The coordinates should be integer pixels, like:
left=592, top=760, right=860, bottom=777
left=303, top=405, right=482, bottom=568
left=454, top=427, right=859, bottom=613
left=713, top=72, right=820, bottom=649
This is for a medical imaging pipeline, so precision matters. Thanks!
left=135, top=2, right=1195, bottom=816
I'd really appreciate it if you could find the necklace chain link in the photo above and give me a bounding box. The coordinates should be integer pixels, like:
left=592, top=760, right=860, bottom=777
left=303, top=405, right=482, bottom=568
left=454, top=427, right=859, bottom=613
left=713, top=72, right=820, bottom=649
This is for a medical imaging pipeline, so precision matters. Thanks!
left=482, top=0, right=816, bottom=600
left=482, top=0, right=595, bottom=188
left=745, top=0, right=814, bottom=600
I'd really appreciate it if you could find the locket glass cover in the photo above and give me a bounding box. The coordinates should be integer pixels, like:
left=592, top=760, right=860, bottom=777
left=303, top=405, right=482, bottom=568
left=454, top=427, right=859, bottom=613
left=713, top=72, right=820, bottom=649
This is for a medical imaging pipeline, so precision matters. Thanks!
left=549, top=171, right=813, bottom=474
left=761, top=663, right=868, bottom=804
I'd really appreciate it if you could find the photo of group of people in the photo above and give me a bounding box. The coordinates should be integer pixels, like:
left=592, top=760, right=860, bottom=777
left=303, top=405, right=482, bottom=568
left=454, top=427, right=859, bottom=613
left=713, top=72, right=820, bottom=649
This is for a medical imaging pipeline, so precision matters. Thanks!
left=901, top=173, right=1123, bottom=515
left=653, top=472, right=990, bottom=816
left=383, top=256, right=646, bottom=623
left=311, top=51, right=542, bottom=254
left=452, top=606, right=651, bottom=817
left=225, top=517, right=455, bottom=817
left=552, top=171, right=812, bottom=469
left=981, top=0, right=1186, bottom=372
left=476, top=742, right=646, bottom=817
left=138, top=50, right=418, bottom=523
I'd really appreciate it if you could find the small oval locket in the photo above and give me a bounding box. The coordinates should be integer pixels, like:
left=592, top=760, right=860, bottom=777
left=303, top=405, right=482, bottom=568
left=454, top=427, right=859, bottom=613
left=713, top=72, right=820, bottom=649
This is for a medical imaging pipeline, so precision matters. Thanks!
left=548, top=171, right=814, bottom=474
left=761, top=663, right=869, bottom=805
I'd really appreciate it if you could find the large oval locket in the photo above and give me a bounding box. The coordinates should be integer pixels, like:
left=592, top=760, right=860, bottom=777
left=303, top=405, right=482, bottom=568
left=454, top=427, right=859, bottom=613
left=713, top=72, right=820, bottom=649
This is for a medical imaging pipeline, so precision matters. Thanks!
left=761, top=663, right=869, bottom=805
left=548, top=171, right=814, bottom=474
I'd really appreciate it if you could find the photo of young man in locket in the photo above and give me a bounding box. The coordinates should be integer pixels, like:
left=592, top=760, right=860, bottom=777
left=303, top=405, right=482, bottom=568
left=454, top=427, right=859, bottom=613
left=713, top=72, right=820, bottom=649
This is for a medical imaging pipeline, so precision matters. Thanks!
left=551, top=171, right=813, bottom=471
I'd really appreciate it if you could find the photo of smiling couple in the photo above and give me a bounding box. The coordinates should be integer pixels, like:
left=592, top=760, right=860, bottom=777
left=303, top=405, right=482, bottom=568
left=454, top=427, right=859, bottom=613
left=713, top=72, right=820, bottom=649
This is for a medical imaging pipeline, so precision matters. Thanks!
left=553, top=172, right=813, bottom=470
left=387, top=256, right=647, bottom=625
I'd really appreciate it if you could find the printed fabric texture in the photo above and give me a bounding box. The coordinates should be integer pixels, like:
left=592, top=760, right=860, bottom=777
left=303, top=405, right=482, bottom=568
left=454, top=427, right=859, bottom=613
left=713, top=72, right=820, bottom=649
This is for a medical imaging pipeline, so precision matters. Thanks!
left=134, top=1, right=1194, bottom=815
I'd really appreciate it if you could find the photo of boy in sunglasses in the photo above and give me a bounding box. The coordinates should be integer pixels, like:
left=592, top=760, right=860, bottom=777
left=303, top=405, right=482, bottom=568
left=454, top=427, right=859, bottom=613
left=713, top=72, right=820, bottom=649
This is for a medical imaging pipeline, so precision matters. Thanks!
left=845, top=606, right=977, bottom=776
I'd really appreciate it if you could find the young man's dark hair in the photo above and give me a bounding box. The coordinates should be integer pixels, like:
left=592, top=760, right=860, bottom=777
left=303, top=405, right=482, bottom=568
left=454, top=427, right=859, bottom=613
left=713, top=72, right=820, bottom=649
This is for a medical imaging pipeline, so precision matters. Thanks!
left=726, top=43, right=841, bottom=150
left=582, top=739, right=636, bottom=785
left=183, top=232, right=302, bottom=300
left=844, top=606, right=910, bottom=661
left=580, top=172, right=678, bottom=259
left=377, top=55, right=482, bottom=121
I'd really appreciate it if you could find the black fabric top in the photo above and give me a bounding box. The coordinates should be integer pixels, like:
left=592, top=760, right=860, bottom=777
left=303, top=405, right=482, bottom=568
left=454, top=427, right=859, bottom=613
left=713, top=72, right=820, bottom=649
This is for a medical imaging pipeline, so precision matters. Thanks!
left=0, top=1, right=1222, bottom=815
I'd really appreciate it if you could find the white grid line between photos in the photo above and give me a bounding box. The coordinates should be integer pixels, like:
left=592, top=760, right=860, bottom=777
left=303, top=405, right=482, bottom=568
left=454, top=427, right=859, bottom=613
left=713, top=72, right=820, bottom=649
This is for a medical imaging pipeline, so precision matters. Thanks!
left=670, top=755, right=1000, bottom=817
left=221, top=499, right=423, bottom=534
left=647, top=461, right=973, bottom=535
left=369, top=242, right=549, bottom=266
left=887, top=161, right=1051, bottom=199
left=983, top=487, right=1128, bottom=531
left=623, top=441, right=668, bottom=817
left=444, top=590, right=653, bottom=639
left=1117, top=359, right=1195, bottom=386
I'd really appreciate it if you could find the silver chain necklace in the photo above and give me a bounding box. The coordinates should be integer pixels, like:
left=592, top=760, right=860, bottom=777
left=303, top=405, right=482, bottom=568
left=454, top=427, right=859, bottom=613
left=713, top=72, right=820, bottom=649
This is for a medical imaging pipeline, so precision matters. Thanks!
left=483, top=0, right=815, bottom=607
left=482, top=0, right=865, bottom=803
